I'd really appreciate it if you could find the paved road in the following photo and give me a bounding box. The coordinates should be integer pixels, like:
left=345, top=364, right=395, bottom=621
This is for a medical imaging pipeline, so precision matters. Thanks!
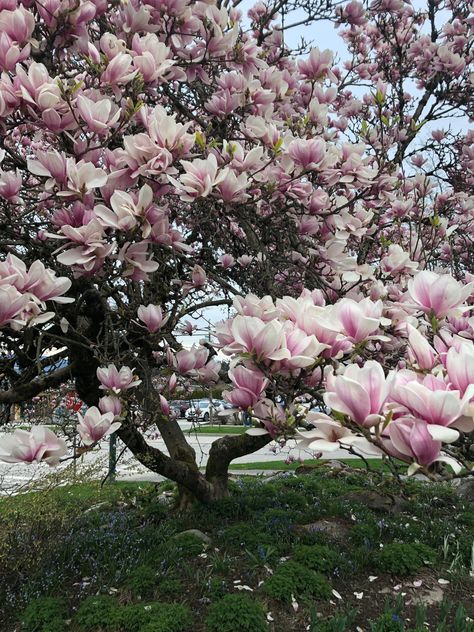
left=0, top=421, right=358, bottom=495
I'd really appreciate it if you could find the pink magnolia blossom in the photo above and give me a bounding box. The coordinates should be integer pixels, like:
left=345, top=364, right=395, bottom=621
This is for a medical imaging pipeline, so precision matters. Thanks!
left=97, top=364, right=142, bottom=393
left=0, top=426, right=67, bottom=466
left=59, top=159, right=108, bottom=197
left=168, top=154, right=228, bottom=202
left=223, top=365, right=269, bottom=409
left=381, top=244, right=418, bottom=276
left=389, top=371, right=474, bottom=427
left=99, top=396, right=122, bottom=417
left=298, top=48, right=336, bottom=82
left=101, top=53, right=137, bottom=85
left=132, top=34, right=175, bottom=83
left=407, top=325, right=436, bottom=370
left=137, top=303, right=170, bottom=333
left=276, top=323, right=328, bottom=370
left=407, top=271, right=474, bottom=318
left=77, top=407, right=120, bottom=446
left=219, top=254, right=235, bottom=268
left=335, top=297, right=387, bottom=343
left=0, top=7, right=35, bottom=44
left=182, top=264, right=207, bottom=295
left=288, top=138, right=327, bottom=170
left=0, top=169, right=21, bottom=200
left=0, top=285, right=29, bottom=328
left=297, top=413, right=380, bottom=454
left=159, top=395, right=170, bottom=415
left=169, top=346, right=209, bottom=374
left=324, top=361, right=391, bottom=427
left=386, top=417, right=459, bottom=468
left=55, top=220, right=114, bottom=273
left=446, top=343, right=474, bottom=398
left=94, top=185, right=153, bottom=232
left=76, top=95, right=120, bottom=134
left=223, top=315, right=287, bottom=361
left=118, top=242, right=159, bottom=282
left=147, top=105, right=194, bottom=155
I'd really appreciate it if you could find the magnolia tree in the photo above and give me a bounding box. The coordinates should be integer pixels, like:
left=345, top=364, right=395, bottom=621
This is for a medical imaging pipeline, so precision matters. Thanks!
left=0, top=0, right=473, bottom=504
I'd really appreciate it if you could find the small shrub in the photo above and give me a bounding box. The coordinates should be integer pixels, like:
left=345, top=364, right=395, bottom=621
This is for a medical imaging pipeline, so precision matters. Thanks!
left=375, top=543, right=437, bottom=577
left=21, top=597, right=67, bottom=632
left=263, top=561, right=332, bottom=602
left=293, top=544, right=342, bottom=575
left=310, top=610, right=358, bottom=631
left=119, top=602, right=192, bottom=632
left=369, top=612, right=405, bottom=632
left=171, top=533, right=206, bottom=556
left=205, top=594, right=267, bottom=632
left=123, top=565, right=158, bottom=597
left=139, top=603, right=193, bottom=632
left=75, top=595, right=123, bottom=630
left=349, top=521, right=381, bottom=547
left=157, top=578, right=183, bottom=597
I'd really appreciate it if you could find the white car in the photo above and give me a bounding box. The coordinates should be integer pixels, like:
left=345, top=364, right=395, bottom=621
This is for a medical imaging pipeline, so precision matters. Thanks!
left=184, top=399, right=223, bottom=423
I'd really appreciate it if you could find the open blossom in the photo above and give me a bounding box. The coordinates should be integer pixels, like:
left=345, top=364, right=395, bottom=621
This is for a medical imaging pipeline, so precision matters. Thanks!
left=381, top=244, right=418, bottom=276
left=297, top=413, right=380, bottom=455
left=169, top=346, right=209, bottom=374
left=137, top=304, right=169, bottom=333
left=168, top=154, right=228, bottom=202
left=77, top=407, right=121, bottom=446
left=223, top=365, right=269, bottom=409
left=76, top=95, right=120, bottom=134
left=385, top=417, right=459, bottom=468
left=182, top=265, right=207, bottom=295
left=101, top=53, right=137, bottom=85
left=59, top=159, right=108, bottom=197
left=0, top=285, right=29, bottom=328
left=407, top=271, right=473, bottom=318
left=0, top=426, right=67, bottom=466
left=389, top=371, right=474, bottom=427
left=94, top=185, right=153, bottom=232
left=118, top=242, right=159, bottom=282
left=324, top=361, right=391, bottom=427
left=277, top=323, right=327, bottom=370
left=335, top=297, right=386, bottom=343
left=132, top=34, right=175, bottom=83
left=97, top=364, right=141, bottom=393
left=222, top=315, right=288, bottom=362
left=446, top=343, right=474, bottom=398
left=288, top=138, right=327, bottom=170
left=298, top=48, right=336, bottom=82
left=55, top=220, right=114, bottom=272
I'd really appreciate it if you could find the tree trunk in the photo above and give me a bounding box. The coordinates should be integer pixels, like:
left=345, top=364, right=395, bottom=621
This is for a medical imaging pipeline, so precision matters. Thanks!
left=205, top=432, right=272, bottom=496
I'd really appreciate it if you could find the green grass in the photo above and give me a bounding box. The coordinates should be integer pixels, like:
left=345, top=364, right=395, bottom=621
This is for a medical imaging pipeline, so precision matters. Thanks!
left=227, top=458, right=399, bottom=471
left=185, top=425, right=245, bottom=435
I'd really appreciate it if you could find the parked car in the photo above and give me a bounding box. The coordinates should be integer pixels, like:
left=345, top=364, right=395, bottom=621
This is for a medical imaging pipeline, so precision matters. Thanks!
left=169, top=400, right=191, bottom=418
left=185, top=399, right=233, bottom=423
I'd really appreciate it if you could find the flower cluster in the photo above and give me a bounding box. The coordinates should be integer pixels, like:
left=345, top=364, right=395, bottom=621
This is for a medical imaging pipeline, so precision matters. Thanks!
left=215, top=274, right=474, bottom=473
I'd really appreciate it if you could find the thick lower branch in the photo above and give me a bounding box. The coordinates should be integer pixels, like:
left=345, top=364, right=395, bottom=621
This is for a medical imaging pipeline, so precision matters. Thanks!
left=0, top=364, right=73, bottom=404
left=118, top=421, right=214, bottom=502
left=205, top=432, right=272, bottom=488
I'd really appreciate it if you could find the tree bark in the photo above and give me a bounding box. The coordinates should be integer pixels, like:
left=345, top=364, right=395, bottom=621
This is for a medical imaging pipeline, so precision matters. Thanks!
left=117, top=421, right=215, bottom=503
left=205, top=432, right=273, bottom=497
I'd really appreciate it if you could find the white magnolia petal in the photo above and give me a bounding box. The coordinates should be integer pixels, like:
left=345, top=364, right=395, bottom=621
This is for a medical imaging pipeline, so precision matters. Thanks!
left=435, top=455, right=463, bottom=474
left=308, top=439, right=340, bottom=451
left=426, top=424, right=459, bottom=443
